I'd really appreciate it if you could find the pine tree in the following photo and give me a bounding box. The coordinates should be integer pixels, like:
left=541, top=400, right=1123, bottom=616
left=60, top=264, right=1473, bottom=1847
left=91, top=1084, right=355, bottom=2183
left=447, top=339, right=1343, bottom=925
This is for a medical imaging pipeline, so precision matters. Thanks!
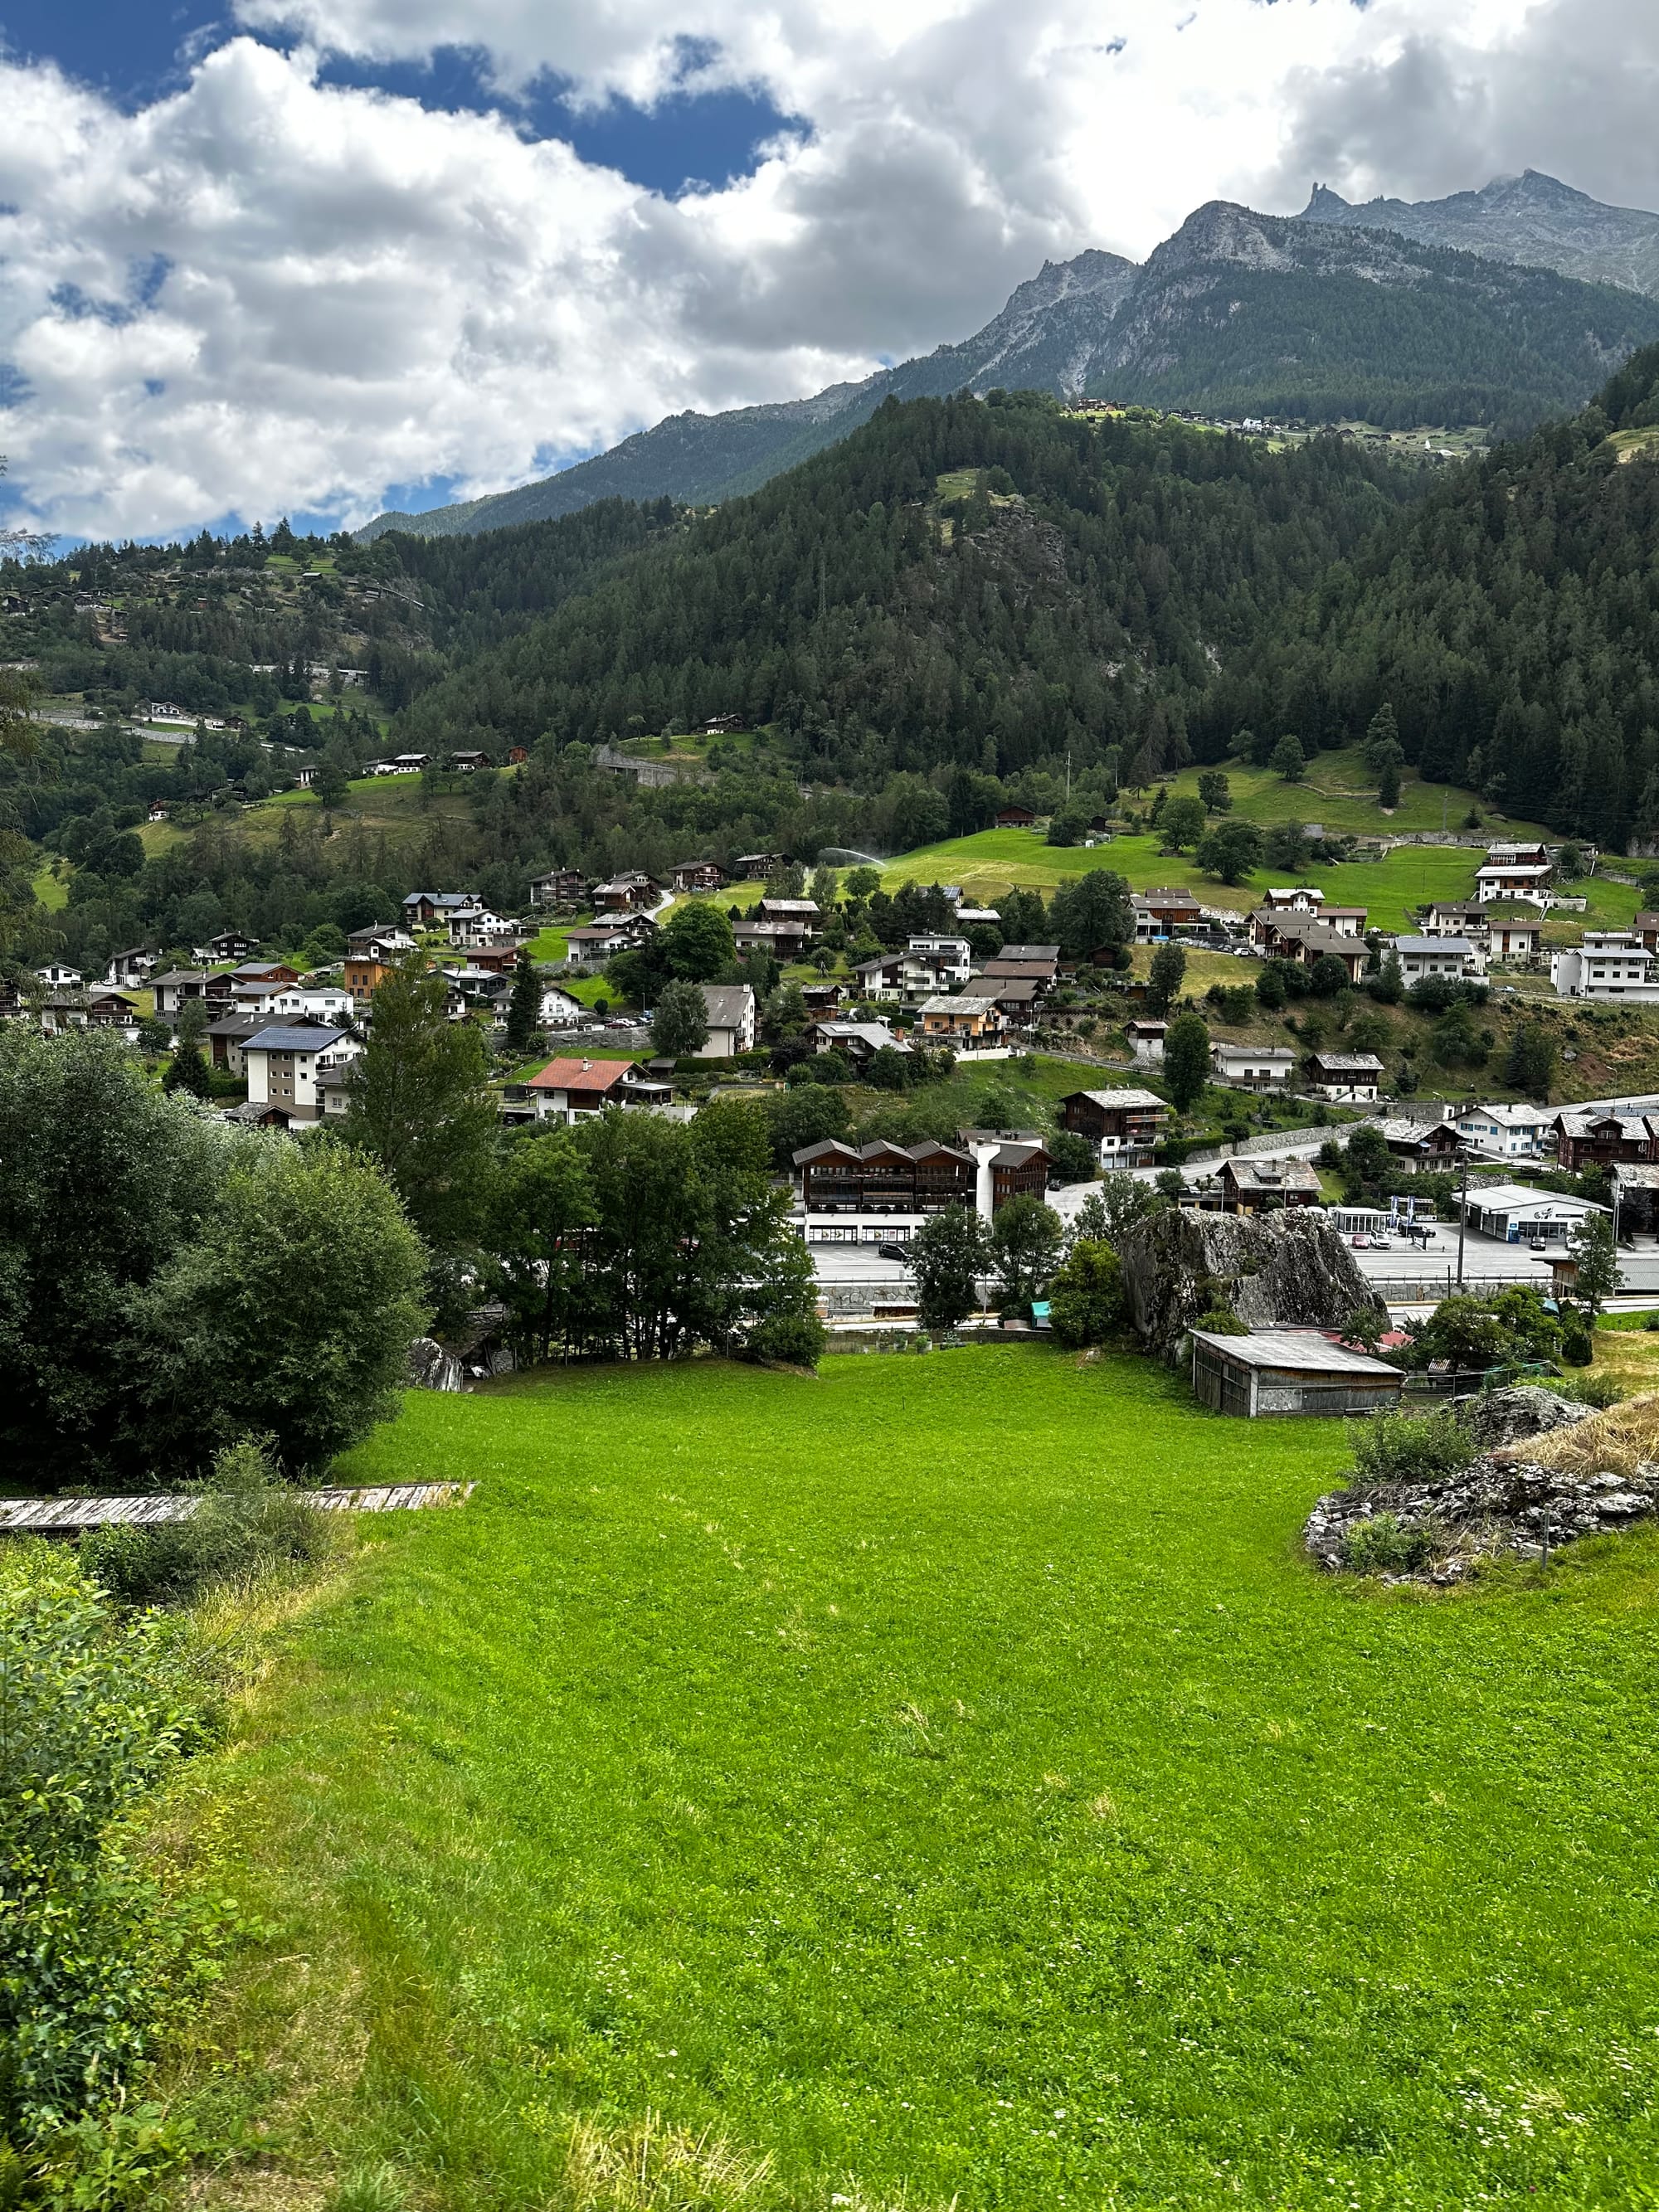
left=505, top=949, right=542, bottom=1054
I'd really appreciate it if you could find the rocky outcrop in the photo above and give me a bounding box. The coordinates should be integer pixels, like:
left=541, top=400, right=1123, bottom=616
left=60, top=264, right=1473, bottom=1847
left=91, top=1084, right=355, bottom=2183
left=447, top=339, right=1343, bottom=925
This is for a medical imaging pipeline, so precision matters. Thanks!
left=1462, top=1384, right=1594, bottom=1451
left=1117, top=1206, right=1385, bottom=1360
left=1305, top=1452, right=1659, bottom=1581
left=408, top=1337, right=465, bottom=1392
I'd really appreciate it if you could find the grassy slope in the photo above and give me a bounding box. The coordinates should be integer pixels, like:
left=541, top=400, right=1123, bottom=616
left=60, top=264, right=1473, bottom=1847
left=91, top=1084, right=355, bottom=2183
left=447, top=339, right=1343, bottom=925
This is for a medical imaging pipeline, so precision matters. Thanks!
left=174, top=1352, right=1659, bottom=2210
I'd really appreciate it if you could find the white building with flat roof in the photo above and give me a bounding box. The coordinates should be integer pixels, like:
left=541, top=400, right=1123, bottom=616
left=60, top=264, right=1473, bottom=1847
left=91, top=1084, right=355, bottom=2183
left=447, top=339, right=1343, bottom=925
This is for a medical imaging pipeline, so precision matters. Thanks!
left=1551, top=933, right=1659, bottom=1002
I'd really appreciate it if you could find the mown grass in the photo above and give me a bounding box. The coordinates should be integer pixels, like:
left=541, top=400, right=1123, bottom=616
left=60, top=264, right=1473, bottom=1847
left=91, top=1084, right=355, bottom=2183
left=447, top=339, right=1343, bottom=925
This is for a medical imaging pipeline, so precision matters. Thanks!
left=168, top=1351, right=1659, bottom=2211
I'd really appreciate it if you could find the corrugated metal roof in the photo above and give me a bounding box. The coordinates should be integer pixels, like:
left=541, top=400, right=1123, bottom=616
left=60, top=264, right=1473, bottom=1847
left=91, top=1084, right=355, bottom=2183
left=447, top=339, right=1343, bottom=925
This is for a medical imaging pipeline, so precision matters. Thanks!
left=1189, top=1330, right=1403, bottom=1376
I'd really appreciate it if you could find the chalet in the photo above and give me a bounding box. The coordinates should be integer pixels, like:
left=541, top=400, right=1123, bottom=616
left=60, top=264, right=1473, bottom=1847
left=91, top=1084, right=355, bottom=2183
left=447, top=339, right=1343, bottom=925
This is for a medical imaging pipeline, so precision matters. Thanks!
left=1131, top=887, right=1203, bottom=942
left=917, top=994, right=1003, bottom=1045
left=1216, top=1157, right=1323, bottom=1213
left=528, top=984, right=586, bottom=1029
left=1420, top=900, right=1487, bottom=939
left=241, top=1023, right=362, bottom=1124
left=1321, top=907, right=1368, bottom=939
left=448, top=750, right=491, bottom=771
left=1454, top=1102, right=1557, bottom=1160
left=995, top=805, right=1038, bottom=829
left=33, top=961, right=81, bottom=990
left=1060, top=1087, right=1167, bottom=1166
left=231, top=960, right=300, bottom=986
left=757, top=897, right=821, bottom=941
left=734, top=853, right=783, bottom=878
left=693, top=984, right=757, bottom=1058
left=148, top=800, right=169, bottom=822
left=791, top=1132, right=1048, bottom=1242
left=1634, top=912, right=1659, bottom=954
left=701, top=714, right=743, bottom=734
left=1307, top=1050, right=1384, bottom=1103
left=851, top=952, right=905, bottom=1000
left=978, top=976, right=1043, bottom=1023
left=954, top=904, right=1002, bottom=927
left=345, top=924, right=416, bottom=960
left=1210, top=1041, right=1295, bottom=1091
left=1554, top=1109, right=1658, bottom=1172
left=799, top=982, right=842, bottom=1014
left=528, top=868, right=588, bottom=909
left=1389, top=935, right=1485, bottom=984
left=105, top=948, right=156, bottom=988
left=1476, top=849, right=1551, bottom=905
left=804, top=1018, right=910, bottom=1070
left=734, top=917, right=811, bottom=960
left=592, top=872, right=664, bottom=915
left=1190, top=1329, right=1404, bottom=1418
left=344, top=953, right=397, bottom=1005
left=988, top=943, right=1061, bottom=983
left=150, top=969, right=210, bottom=1017
left=1261, top=887, right=1324, bottom=914
left=1482, top=906, right=1543, bottom=963
left=463, top=944, right=524, bottom=977
left=444, top=906, right=522, bottom=949
left=1125, top=1018, right=1167, bottom=1065
left=390, top=752, right=430, bottom=772
left=525, top=1056, right=637, bottom=1125
left=196, top=930, right=257, bottom=963
left=1379, top=1116, right=1466, bottom=1168
left=564, top=916, right=658, bottom=966
left=203, top=1013, right=264, bottom=1073
left=1550, top=933, right=1659, bottom=1002
left=669, top=860, right=725, bottom=893
left=402, top=891, right=477, bottom=926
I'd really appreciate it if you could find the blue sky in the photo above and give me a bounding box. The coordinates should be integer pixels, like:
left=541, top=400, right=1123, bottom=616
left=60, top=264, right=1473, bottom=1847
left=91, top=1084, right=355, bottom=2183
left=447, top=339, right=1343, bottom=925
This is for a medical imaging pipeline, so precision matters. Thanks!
left=0, top=2, right=795, bottom=197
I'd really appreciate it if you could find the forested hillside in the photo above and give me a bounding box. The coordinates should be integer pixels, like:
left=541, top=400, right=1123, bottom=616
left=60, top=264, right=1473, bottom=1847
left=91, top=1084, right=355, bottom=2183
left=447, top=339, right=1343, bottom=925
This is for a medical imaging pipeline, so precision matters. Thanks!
left=394, top=394, right=1420, bottom=785
left=1199, top=343, right=1659, bottom=845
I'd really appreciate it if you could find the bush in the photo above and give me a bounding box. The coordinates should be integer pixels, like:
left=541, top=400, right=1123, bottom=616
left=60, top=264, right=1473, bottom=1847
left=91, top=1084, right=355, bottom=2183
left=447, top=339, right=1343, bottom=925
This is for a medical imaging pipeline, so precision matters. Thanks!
left=78, top=1437, right=330, bottom=1607
left=1553, top=1372, right=1624, bottom=1408
left=0, top=1549, right=210, bottom=2136
left=1046, top=1241, right=1124, bottom=1348
left=1346, top=1406, right=1474, bottom=1489
left=1561, top=1322, right=1594, bottom=1367
left=1341, top=1512, right=1437, bottom=1575
left=1193, top=1305, right=1248, bottom=1335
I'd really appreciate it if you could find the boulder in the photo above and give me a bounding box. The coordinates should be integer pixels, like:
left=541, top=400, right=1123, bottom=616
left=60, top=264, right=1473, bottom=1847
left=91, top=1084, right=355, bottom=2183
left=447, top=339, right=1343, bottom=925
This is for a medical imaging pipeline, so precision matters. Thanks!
left=1462, top=1383, right=1593, bottom=1451
left=1117, top=1204, right=1386, bottom=1360
left=408, top=1336, right=465, bottom=1392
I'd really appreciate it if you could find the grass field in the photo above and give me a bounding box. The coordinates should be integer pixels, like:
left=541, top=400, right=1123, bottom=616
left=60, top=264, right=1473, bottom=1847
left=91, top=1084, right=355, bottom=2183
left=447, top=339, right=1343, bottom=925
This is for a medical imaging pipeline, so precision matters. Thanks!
left=170, top=1352, right=1659, bottom=2210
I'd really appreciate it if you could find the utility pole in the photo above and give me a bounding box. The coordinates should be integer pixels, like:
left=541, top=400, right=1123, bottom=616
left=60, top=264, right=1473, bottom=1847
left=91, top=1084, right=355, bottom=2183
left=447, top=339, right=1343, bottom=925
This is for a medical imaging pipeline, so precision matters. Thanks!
left=1455, top=1151, right=1468, bottom=1289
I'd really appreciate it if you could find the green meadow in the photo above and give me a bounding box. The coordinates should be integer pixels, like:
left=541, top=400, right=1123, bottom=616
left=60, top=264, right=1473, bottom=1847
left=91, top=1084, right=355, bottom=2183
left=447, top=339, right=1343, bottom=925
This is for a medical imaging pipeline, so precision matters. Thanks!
left=173, top=1351, right=1659, bottom=2211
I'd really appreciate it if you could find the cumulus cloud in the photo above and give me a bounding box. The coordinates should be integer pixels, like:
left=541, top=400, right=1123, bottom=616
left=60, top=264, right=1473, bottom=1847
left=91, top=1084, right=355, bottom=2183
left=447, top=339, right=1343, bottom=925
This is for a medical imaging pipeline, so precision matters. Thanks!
left=0, top=0, right=1656, bottom=536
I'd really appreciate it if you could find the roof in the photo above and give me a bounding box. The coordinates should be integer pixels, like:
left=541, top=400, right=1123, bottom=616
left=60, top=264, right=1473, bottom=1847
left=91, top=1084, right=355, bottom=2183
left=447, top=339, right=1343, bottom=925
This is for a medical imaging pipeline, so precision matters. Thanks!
left=1393, top=936, right=1477, bottom=956
left=981, top=976, right=1040, bottom=1001
left=918, top=994, right=998, bottom=1017
left=1610, top=1164, right=1659, bottom=1188
left=1457, top=1101, right=1554, bottom=1126
left=1463, top=1183, right=1608, bottom=1217
left=1213, top=1040, right=1294, bottom=1062
left=1475, top=861, right=1550, bottom=877
left=698, top=984, right=755, bottom=1027
left=1189, top=1329, right=1403, bottom=1378
left=149, top=968, right=207, bottom=987
left=989, top=1141, right=1052, bottom=1168
left=998, top=944, right=1059, bottom=960
left=1554, top=1110, right=1652, bottom=1139
left=981, top=959, right=1053, bottom=980
left=243, top=1024, right=353, bottom=1053
left=794, top=1138, right=971, bottom=1168
left=1379, top=1116, right=1462, bottom=1146
left=811, top=1020, right=907, bottom=1051
left=1311, top=1053, right=1384, bottom=1073
left=1219, top=1156, right=1322, bottom=1191
left=204, top=1013, right=265, bottom=1038
left=757, top=897, right=820, bottom=915
left=1063, top=1087, right=1167, bottom=1111
left=526, top=1057, right=635, bottom=1096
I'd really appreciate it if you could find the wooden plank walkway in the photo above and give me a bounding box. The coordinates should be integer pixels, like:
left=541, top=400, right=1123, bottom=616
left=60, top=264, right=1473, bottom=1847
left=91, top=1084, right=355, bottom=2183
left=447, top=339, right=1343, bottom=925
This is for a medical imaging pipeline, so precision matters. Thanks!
left=0, top=1482, right=474, bottom=1535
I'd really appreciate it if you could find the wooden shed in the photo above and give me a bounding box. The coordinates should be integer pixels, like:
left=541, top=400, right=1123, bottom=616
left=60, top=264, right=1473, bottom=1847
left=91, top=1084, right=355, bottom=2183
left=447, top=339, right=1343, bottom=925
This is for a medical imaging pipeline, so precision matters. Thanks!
left=1189, top=1329, right=1405, bottom=1418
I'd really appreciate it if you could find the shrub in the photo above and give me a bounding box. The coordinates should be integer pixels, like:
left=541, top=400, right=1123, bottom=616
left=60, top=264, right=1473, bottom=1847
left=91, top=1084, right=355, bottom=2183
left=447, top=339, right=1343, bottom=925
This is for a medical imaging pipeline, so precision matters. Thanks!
left=1345, top=1407, right=1474, bottom=1489
left=1047, top=1241, right=1125, bottom=1348
left=78, top=1437, right=330, bottom=1607
left=1341, top=1512, right=1437, bottom=1575
left=0, top=1549, right=210, bottom=2136
left=1553, top=1371, right=1623, bottom=1408
left=1561, top=1323, right=1594, bottom=1367
left=1193, top=1305, right=1248, bottom=1335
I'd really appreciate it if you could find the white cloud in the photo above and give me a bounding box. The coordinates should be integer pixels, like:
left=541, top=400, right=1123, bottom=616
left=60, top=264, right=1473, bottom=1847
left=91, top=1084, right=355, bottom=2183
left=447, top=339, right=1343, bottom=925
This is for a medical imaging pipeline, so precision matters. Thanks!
left=0, top=0, right=1655, bottom=536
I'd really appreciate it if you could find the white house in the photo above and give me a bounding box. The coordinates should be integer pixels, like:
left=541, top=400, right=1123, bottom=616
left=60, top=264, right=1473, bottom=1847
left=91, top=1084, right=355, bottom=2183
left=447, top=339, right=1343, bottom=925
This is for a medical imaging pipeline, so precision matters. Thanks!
left=35, top=963, right=82, bottom=989
left=536, top=984, right=586, bottom=1028
left=1551, top=934, right=1659, bottom=1002
left=242, top=1023, right=362, bottom=1123
left=903, top=935, right=971, bottom=986
left=1211, top=1041, right=1295, bottom=1091
left=1262, top=887, right=1324, bottom=914
left=1390, top=935, right=1486, bottom=984
left=1454, top=1102, right=1556, bottom=1159
left=105, top=948, right=156, bottom=988
left=1476, top=860, right=1552, bottom=906
left=264, top=984, right=356, bottom=1024
left=695, top=984, right=757, bottom=1058
left=1125, top=1018, right=1167, bottom=1065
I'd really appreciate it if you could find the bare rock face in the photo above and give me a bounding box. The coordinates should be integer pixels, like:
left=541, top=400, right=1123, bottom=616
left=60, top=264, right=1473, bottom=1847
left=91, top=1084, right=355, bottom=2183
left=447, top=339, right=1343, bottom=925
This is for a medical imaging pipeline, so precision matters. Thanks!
left=1117, top=1205, right=1386, bottom=1360
left=408, top=1336, right=465, bottom=1392
left=1462, top=1385, right=1594, bottom=1451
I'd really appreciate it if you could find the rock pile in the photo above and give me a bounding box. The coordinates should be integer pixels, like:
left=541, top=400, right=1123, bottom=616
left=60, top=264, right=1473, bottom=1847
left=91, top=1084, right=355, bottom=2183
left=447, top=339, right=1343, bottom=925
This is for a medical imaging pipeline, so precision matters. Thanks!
left=1118, top=1204, right=1385, bottom=1361
left=1305, top=1386, right=1659, bottom=1581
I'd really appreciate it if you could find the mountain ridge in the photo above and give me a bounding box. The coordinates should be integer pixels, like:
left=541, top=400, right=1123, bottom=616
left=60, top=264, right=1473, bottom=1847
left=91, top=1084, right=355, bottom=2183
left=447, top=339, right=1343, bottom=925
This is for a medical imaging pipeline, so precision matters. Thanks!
left=358, top=172, right=1659, bottom=544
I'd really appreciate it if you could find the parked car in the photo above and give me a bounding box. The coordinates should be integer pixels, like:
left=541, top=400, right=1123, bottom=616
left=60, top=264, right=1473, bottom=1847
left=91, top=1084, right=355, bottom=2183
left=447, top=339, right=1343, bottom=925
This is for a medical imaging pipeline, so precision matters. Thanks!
left=877, top=1242, right=910, bottom=1264
left=1366, top=1234, right=1392, bottom=1249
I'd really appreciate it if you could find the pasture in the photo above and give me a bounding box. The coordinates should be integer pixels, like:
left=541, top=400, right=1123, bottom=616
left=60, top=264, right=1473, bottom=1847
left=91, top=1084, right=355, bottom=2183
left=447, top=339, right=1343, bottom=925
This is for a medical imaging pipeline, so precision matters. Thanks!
left=172, top=1351, right=1659, bottom=2211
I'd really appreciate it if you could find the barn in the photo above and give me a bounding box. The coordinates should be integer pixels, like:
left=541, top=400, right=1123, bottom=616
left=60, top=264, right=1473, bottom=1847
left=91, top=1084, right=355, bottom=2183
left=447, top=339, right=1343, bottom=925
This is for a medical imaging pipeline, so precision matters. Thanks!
left=1189, top=1329, right=1405, bottom=1418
